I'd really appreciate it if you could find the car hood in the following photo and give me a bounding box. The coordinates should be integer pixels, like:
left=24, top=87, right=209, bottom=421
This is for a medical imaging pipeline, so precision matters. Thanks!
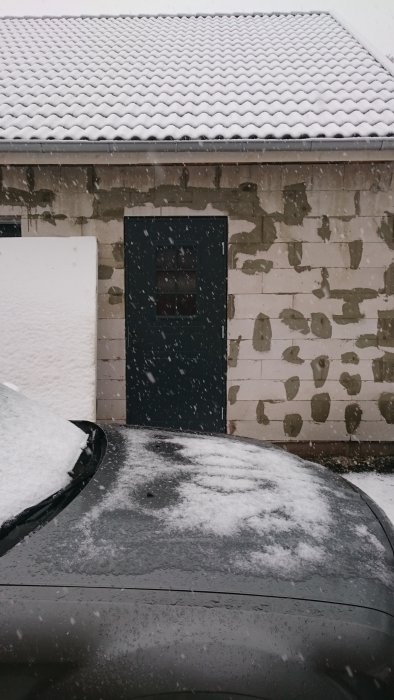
left=0, top=426, right=393, bottom=613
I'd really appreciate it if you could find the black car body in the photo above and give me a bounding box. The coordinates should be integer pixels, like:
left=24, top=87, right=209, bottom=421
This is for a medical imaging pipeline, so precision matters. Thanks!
left=0, top=424, right=393, bottom=699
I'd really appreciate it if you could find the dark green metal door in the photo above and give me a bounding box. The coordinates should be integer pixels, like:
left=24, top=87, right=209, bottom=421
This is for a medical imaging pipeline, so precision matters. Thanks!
left=125, top=216, right=227, bottom=432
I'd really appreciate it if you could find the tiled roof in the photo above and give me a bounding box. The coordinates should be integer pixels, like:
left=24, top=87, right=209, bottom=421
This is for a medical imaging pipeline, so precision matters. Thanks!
left=0, top=12, right=393, bottom=142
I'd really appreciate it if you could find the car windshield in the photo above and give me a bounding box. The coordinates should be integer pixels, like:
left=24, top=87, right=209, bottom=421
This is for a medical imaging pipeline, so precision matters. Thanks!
left=0, top=383, right=87, bottom=530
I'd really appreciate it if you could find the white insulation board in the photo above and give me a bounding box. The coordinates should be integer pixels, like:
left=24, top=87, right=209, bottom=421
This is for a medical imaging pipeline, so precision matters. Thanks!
left=0, top=236, right=97, bottom=420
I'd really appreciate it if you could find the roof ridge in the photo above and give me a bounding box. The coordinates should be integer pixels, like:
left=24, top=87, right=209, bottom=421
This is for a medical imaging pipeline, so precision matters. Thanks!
left=0, top=10, right=331, bottom=21
left=330, top=9, right=394, bottom=79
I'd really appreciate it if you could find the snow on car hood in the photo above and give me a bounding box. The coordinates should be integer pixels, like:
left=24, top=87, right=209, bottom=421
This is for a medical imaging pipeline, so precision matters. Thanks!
left=75, top=428, right=391, bottom=585
left=0, top=426, right=392, bottom=609
left=0, top=384, right=87, bottom=528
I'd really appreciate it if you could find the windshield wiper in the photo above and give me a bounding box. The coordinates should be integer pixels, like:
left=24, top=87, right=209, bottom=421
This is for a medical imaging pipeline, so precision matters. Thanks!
left=0, top=422, right=106, bottom=557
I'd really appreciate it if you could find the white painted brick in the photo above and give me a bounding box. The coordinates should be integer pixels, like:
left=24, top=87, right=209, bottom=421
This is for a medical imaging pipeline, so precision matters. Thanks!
left=124, top=204, right=160, bottom=217
left=233, top=339, right=290, bottom=360
left=330, top=319, right=378, bottom=339
left=228, top=218, right=256, bottom=238
left=258, top=190, right=283, bottom=213
left=327, top=267, right=384, bottom=290
left=229, top=319, right=313, bottom=341
left=257, top=164, right=283, bottom=191
left=97, top=359, right=126, bottom=381
left=227, top=360, right=262, bottom=380
left=2, top=165, right=31, bottom=190
left=360, top=243, right=394, bottom=268
left=228, top=269, right=263, bottom=294
left=94, top=166, right=124, bottom=190
left=262, top=268, right=321, bottom=294
left=228, top=319, right=255, bottom=338
left=97, top=379, right=126, bottom=400
left=98, top=293, right=125, bottom=319
left=281, top=164, right=313, bottom=190
left=233, top=293, right=294, bottom=318
left=328, top=217, right=382, bottom=242
left=97, top=318, right=125, bottom=340
left=344, top=163, right=394, bottom=191
left=97, top=399, right=126, bottom=422
left=350, top=422, right=394, bottom=441
left=98, top=165, right=154, bottom=192
left=157, top=203, right=225, bottom=217
left=260, top=360, right=312, bottom=380
left=293, top=338, right=379, bottom=360
left=230, top=399, right=381, bottom=423
left=291, top=379, right=394, bottom=401
left=0, top=203, right=24, bottom=217
left=187, top=166, right=216, bottom=188
left=227, top=400, right=262, bottom=421
left=307, top=190, right=357, bottom=217
left=229, top=380, right=286, bottom=400
left=34, top=165, right=88, bottom=193
left=23, top=217, right=79, bottom=237
left=230, top=420, right=285, bottom=441
left=98, top=267, right=125, bottom=294
left=296, top=422, right=353, bottom=441
left=359, top=190, right=394, bottom=216
left=98, top=243, right=124, bottom=268
left=327, top=360, right=374, bottom=381
left=153, top=165, right=184, bottom=188
left=301, top=242, right=350, bottom=267
left=97, top=338, right=126, bottom=360
left=73, top=218, right=123, bottom=244
left=311, top=164, right=344, bottom=191
left=273, top=218, right=320, bottom=243
left=360, top=297, right=390, bottom=318
left=220, top=164, right=258, bottom=189
left=292, top=294, right=344, bottom=317
left=53, top=190, right=94, bottom=219
left=319, top=400, right=382, bottom=422
left=233, top=243, right=289, bottom=270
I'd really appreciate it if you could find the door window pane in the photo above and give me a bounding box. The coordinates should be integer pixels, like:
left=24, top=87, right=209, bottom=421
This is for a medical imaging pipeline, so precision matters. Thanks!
left=155, top=246, right=197, bottom=316
left=156, top=294, right=176, bottom=316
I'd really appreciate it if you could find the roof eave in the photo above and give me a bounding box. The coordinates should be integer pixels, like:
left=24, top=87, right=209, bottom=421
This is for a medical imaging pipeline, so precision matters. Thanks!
left=0, top=137, right=394, bottom=153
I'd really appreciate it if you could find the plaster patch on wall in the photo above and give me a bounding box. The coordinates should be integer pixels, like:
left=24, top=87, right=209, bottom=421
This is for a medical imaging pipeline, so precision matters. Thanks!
left=311, top=356, right=330, bottom=388
left=310, top=313, right=332, bottom=338
left=253, top=314, right=272, bottom=352
left=228, top=336, right=242, bottom=367
left=345, top=404, right=363, bottom=434
left=279, top=309, right=309, bottom=335
left=340, top=372, right=362, bottom=396
left=282, top=346, right=304, bottom=364
left=341, top=352, right=359, bottom=364
left=284, top=376, right=300, bottom=401
left=242, top=259, right=273, bottom=275
left=349, top=240, right=363, bottom=269
left=372, top=353, right=394, bottom=382
left=378, top=393, right=394, bottom=423
left=317, top=215, right=331, bottom=241
left=228, top=385, right=240, bottom=405
left=256, top=400, right=270, bottom=425
left=283, top=413, right=303, bottom=437
left=311, top=393, right=331, bottom=423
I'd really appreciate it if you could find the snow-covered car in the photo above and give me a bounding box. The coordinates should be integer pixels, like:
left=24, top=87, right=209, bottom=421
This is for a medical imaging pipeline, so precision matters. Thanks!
left=0, top=383, right=393, bottom=700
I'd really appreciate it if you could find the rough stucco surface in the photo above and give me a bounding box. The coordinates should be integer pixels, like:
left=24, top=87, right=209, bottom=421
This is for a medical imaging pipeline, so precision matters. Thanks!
left=2, top=162, right=394, bottom=440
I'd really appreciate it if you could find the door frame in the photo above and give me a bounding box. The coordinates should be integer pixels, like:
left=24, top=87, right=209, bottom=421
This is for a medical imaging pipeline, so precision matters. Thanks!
left=123, top=206, right=228, bottom=431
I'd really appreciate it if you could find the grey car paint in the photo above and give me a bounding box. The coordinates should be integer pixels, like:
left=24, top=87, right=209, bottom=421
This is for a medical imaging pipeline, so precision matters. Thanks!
left=0, top=425, right=393, bottom=699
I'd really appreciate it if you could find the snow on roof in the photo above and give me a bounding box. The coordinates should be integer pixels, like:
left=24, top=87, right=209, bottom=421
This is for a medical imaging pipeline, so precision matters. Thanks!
left=0, top=384, right=87, bottom=528
left=0, top=12, right=393, bottom=142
